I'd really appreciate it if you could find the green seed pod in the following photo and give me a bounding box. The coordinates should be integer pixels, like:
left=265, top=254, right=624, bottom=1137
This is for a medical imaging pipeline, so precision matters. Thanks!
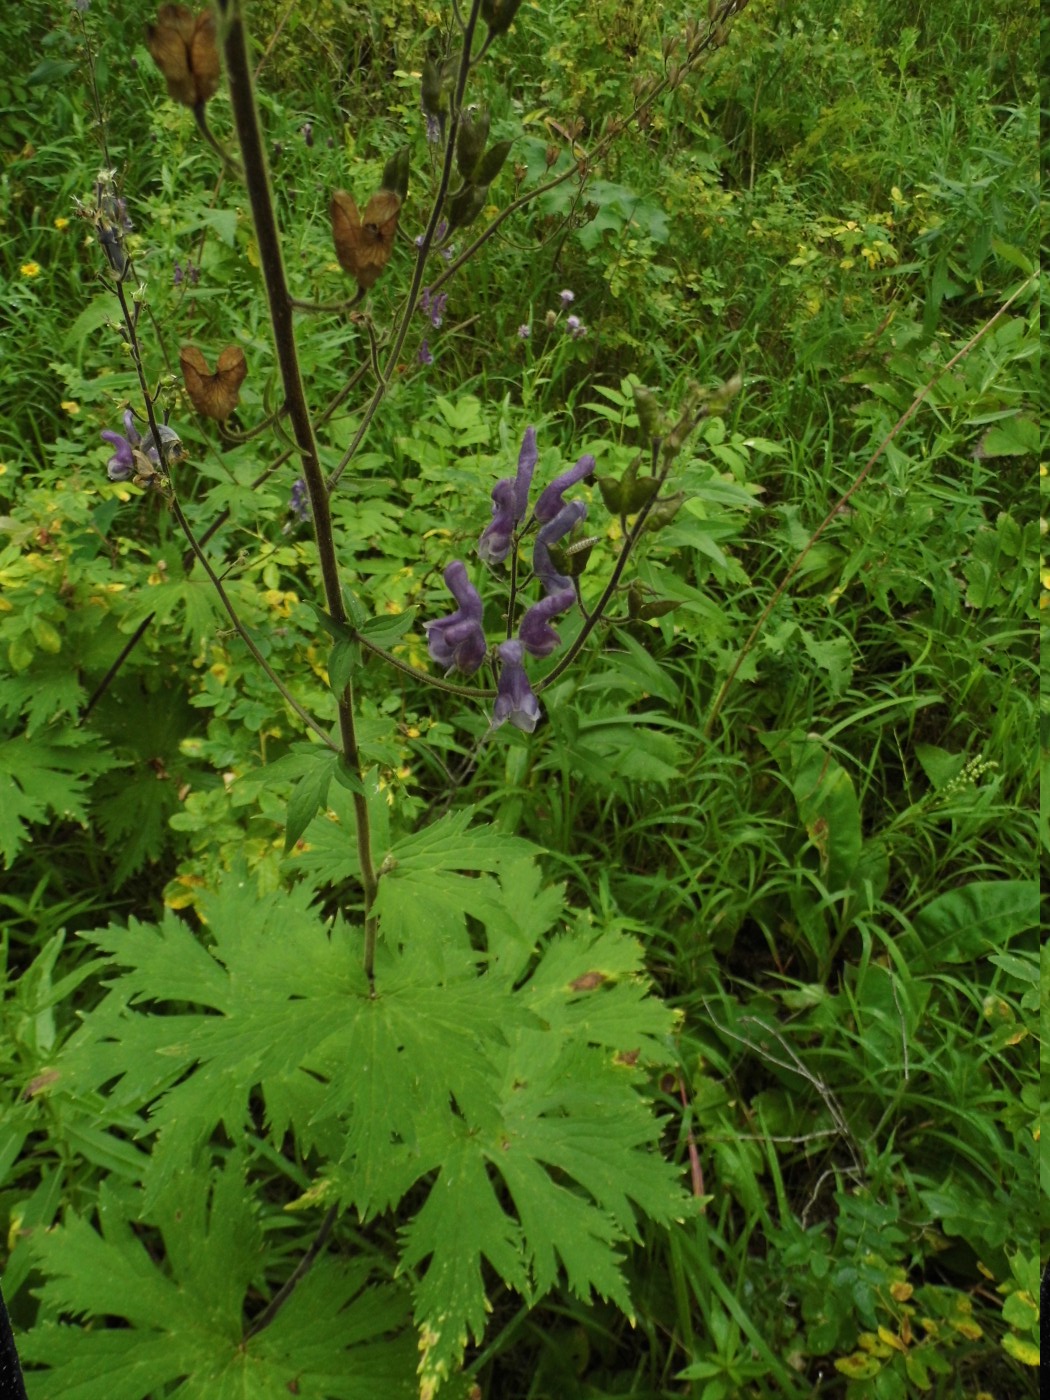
left=643, top=490, right=686, bottom=531
left=445, top=181, right=490, bottom=233
left=481, top=0, right=525, bottom=39
left=381, top=146, right=411, bottom=200
left=596, top=475, right=624, bottom=514
left=632, top=383, right=663, bottom=439
left=456, top=106, right=491, bottom=182
left=474, top=138, right=513, bottom=186
left=421, top=60, right=444, bottom=121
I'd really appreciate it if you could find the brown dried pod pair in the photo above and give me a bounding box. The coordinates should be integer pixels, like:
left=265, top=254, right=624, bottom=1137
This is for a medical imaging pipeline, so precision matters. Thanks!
left=179, top=345, right=247, bottom=421
left=329, top=190, right=401, bottom=290
left=146, top=5, right=221, bottom=108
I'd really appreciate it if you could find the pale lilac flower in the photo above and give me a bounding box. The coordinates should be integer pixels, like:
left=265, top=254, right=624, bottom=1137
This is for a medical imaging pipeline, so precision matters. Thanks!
left=517, top=324, right=531, bottom=339
left=493, top=640, right=541, bottom=733
left=533, top=453, right=594, bottom=524
left=559, top=289, right=575, bottom=307
left=519, top=588, right=575, bottom=657
left=420, top=288, right=447, bottom=328
left=424, top=560, right=487, bottom=676
left=289, top=479, right=310, bottom=521
left=532, top=499, right=587, bottom=594
left=478, top=426, right=538, bottom=564
left=565, top=314, right=587, bottom=339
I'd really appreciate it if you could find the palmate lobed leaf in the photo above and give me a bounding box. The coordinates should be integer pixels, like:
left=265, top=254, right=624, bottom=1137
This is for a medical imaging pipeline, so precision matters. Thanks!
left=23, top=1158, right=417, bottom=1399
left=56, top=847, right=692, bottom=1394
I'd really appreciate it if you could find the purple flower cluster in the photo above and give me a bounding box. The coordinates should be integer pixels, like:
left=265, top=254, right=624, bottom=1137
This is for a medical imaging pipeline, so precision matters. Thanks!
left=289, top=479, right=310, bottom=522
left=514, top=289, right=587, bottom=345
left=425, top=426, right=593, bottom=732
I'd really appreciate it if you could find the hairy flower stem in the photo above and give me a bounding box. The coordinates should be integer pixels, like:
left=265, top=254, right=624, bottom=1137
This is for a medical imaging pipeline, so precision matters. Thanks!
left=217, top=0, right=379, bottom=975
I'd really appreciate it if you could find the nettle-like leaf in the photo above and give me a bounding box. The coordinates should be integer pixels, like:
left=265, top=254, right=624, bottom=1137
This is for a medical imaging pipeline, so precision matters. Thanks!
left=58, top=839, right=694, bottom=1395
left=22, top=1158, right=417, bottom=1399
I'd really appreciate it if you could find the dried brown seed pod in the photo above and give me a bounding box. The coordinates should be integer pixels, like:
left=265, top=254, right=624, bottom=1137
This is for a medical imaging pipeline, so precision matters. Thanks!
left=329, top=189, right=401, bottom=290
left=146, top=5, right=221, bottom=109
left=179, top=345, right=248, bottom=421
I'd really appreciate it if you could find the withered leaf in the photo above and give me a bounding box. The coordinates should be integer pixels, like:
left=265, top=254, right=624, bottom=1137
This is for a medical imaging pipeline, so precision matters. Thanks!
left=330, top=189, right=401, bottom=289
left=569, top=970, right=607, bottom=993
left=180, top=344, right=248, bottom=421
left=146, top=5, right=221, bottom=108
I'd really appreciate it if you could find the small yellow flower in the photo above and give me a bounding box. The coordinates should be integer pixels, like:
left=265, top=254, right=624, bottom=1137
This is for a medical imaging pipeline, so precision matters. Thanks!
left=20, top=261, right=41, bottom=277
left=61, top=400, right=80, bottom=415
left=54, top=217, right=70, bottom=230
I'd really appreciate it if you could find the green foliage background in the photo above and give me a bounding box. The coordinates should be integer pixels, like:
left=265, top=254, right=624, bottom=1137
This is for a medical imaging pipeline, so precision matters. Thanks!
left=0, top=0, right=1042, bottom=1395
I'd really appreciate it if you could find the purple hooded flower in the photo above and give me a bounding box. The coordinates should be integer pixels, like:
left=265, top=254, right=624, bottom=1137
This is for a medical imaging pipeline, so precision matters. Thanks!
left=533, top=453, right=594, bottom=524
left=493, top=640, right=541, bottom=733
left=532, top=499, right=587, bottom=594
left=519, top=588, right=575, bottom=657
left=477, top=426, right=538, bottom=565
left=424, top=560, right=487, bottom=676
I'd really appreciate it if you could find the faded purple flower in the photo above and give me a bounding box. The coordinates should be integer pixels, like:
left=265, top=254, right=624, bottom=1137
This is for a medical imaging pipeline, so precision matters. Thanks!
left=532, top=499, right=587, bottom=594
left=100, top=409, right=141, bottom=481
left=559, top=289, right=575, bottom=307
left=424, top=111, right=441, bottom=145
left=301, top=122, right=314, bottom=147
left=533, top=453, right=594, bottom=524
left=420, top=287, right=448, bottom=328
left=289, top=479, right=310, bottom=522
left=519, top=588, right=575, bottom=658
left=493, top=640, right=541, bottom=733
left=173, top=261, right=184, bottom=286
left=187, top=263, right=200, bottom=286
left=101, top=412, right=182, bottom=481
left=478, top=426, right=538, bottom=565
left=418, top=338, right=434, bottom=366
left=565, top=314, right=587, bottom=339
left=517, top=324, right=531, bottom=339
left=424, top=560, right=487, bottom=676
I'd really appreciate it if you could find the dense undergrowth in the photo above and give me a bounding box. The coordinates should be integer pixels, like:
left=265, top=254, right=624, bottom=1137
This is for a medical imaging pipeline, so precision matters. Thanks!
left=0, top=0, right=1042, bottom=1396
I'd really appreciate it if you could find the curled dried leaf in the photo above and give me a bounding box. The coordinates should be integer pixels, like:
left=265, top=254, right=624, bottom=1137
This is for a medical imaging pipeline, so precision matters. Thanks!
left=146, top=5, right=221, bottom=108
left=179, top=345, right=248, bottom=420
left=330, top=189, right=401, bottom=289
